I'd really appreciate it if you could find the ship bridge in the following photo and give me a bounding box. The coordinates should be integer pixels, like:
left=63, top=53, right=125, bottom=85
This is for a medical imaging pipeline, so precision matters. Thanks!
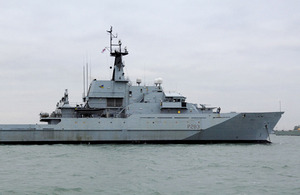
left=161, top=92, right=187, bottom=109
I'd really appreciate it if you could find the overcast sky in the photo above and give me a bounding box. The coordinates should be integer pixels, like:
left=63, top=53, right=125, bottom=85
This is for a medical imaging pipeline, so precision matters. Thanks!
left=0, top=0, right=299, bottom=129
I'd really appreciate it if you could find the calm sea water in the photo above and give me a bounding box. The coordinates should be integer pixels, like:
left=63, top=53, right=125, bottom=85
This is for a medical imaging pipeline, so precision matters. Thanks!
left=0, top=135, right=299, bottom=195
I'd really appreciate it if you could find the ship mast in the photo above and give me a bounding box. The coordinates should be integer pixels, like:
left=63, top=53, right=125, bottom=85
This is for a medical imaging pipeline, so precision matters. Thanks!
left=106, top=26, right=128, bottom=82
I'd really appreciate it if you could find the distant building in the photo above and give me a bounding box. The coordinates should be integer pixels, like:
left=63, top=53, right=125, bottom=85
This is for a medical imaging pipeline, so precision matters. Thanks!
left=293, top=125, right=300, bottom=130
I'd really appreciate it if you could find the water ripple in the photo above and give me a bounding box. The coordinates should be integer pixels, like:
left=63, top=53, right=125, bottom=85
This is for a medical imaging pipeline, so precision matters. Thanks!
left=0, top=136, right=300, bottom=194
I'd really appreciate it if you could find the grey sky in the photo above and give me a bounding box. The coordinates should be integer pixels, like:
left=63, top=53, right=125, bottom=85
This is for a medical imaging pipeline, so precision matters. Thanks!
left=0, top=0, right=299, bottom=129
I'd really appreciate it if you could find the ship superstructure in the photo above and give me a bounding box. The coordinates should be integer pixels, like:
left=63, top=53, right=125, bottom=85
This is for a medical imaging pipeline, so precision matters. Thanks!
left=0, top=27, right=283, bottom=144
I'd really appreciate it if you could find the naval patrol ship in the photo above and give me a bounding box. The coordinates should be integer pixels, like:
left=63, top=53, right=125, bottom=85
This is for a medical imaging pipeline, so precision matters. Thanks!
left=0, top=27, right=283, bottom=144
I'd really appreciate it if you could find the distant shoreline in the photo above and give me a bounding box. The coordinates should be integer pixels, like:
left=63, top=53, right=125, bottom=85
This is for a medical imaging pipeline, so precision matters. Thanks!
left=274, top=130, right=300, bottom=136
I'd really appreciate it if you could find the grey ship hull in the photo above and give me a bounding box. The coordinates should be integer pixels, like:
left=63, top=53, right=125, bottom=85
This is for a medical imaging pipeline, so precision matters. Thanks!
left=0, top=112, right=283, bottom=144
left=0, top=27, right=284, bottom=144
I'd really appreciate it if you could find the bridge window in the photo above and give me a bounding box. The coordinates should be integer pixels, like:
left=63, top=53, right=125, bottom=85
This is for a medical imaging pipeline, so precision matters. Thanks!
left=107, top=98, right=123, bottom=107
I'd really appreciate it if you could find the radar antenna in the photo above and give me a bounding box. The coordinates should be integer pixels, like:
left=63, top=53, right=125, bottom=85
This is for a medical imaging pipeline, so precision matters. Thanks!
left=107, top=26, right=128, bottom=56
